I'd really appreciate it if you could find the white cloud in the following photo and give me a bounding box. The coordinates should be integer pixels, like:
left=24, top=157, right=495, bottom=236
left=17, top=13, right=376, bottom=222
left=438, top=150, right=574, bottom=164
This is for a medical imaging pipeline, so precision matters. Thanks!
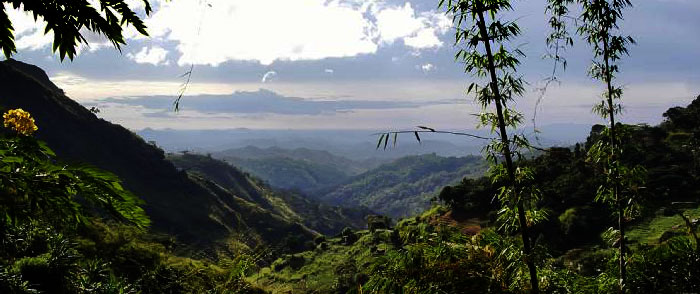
left=140, top=0, right=450, bottom=66
left=374, top=3, right=450, bottom=50
left=6, top=0, right=451, bottom=65
left=325, top=69, right=335, bottom=74
left=261, top=71, right=277, bottom=83
left=5, top=4, right=52, bottom=51
left=50, top=72, right=243, bottom=102
left=404, top=27, right=443, bottom=49
left=420, top=63, right=435, bottom=72
left=373, top=3, right=424, bottom=44
left=127, top=46, right=169, bottom=65
left=145, top=0, right=378, bottom=66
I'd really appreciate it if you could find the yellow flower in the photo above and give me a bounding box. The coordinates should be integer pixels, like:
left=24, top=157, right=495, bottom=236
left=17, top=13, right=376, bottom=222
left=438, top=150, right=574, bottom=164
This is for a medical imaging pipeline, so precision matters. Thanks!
left=3, top=109, right=38, bottom=136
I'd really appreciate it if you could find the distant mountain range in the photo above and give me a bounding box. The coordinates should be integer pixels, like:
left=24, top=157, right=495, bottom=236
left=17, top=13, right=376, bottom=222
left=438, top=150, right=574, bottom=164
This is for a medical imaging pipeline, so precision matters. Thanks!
left=0, top=59, right=590, bottom=254
left=139, top=128, right=490, bottom=160
left=138, top=125, right=591, bottom=160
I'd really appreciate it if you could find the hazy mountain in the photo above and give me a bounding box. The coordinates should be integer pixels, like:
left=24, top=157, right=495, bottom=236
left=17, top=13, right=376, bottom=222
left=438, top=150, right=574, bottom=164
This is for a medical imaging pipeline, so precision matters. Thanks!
left=211, top=146, right=387, bottom=194
left=138, top=125, right=591, bottom=162
left=138, top=128, right=488, bottom=160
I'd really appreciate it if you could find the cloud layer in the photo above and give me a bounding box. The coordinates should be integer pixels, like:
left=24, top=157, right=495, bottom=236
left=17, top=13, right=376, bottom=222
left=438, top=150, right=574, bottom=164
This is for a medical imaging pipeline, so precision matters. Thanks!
left=95, top=89, right=427, bottom=115
left=143, top=0, right=450, bottom=66
left=6, top=0, right=450, bottom=66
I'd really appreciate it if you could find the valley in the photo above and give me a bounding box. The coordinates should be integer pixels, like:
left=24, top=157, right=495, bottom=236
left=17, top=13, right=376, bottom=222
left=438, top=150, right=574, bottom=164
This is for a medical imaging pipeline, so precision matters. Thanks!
left=1, top=0, right=699, bottom=292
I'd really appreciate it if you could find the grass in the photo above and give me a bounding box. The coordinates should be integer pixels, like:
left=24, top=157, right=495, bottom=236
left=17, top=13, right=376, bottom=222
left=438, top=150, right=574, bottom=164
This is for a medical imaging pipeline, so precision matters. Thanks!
left=627, top=206, right=700, bottom=246
left=249, top=229, right=396, bottom=294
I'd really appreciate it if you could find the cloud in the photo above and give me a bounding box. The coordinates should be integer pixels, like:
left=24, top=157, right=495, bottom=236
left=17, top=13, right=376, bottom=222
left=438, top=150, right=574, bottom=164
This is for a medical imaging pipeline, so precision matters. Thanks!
left=325, top=69, right=335, bottom=74
left=420, top=63, right=435, bottom=72
left=261, top=71, right=277, bottom=83
left=5, top=4, right=53, bottom=51
left=94, top=89, right=429, bottom=115
left=50, top=72, right=242, bottom=102
left=137, top=0, right=450, bottom=66
left=127, top=46, right=169, bottom=65
left=374, top=3, right=450, bottom=49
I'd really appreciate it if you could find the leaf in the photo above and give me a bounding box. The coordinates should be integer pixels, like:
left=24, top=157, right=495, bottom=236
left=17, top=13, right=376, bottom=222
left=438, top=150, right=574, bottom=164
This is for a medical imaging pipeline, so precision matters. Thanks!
left=376, top=134, right=385, bottom=150
left=417, top=126, right=436, bottom=132
left=414, top=131, right=421, bottom=144
left=383, top=133, right=389, bottom=150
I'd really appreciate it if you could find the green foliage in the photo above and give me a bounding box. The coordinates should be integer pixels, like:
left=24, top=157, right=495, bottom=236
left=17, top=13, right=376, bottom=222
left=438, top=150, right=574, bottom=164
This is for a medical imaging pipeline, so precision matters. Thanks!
left=0, top=218, right=266, bottom=294
left=0, top=0, right=152, bottom=60
left=587, top=126, right=648, bottom=220
left=438, top=177, right=495, bottom=213
left=439, top=0, right=543, bottom=291
left=322, top=154, right=485, bottom=218
left=0, top=134, right=149, bottom=228
left=546, top=0, right=638, bottom=291
left=214, top=146, right=369, bottom=194
left=169, top=152, right=368, bottom=236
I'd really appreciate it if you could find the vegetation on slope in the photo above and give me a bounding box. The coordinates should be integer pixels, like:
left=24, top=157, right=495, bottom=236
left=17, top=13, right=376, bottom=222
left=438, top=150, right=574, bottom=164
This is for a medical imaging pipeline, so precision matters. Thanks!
left=0, top=115, right=266, bottom=293
left=169, top=153, right=371, bottom=235
left=321, top=154, right=486, bottom=218
left=251, top=97, right=700, bottom=293
left=214, top=146, right=379, bottom=194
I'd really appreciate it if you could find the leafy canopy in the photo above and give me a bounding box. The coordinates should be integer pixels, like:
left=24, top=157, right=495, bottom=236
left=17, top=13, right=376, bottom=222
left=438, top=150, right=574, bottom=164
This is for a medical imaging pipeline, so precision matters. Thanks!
left=0, top=0, right=152, bottom=60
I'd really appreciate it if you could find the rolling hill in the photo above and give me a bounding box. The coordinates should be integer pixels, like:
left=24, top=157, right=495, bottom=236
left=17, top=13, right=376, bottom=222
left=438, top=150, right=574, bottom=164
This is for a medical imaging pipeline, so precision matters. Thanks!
left=213, top=146, right=385, bottom=194
left=319, top=153, right=487, bottom=218
left=168, top=153, right=371, bottom=235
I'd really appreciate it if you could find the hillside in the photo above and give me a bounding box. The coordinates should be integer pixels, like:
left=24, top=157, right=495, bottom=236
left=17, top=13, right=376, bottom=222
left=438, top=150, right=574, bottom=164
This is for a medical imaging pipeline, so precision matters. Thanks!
left=320, top=153, right=487, bottom=218
left=0, top=59, right=326, bottom=250
left=250, top=97, right=700, bottom=294
left=168, top=153, right=371, bottom=235
left=213, top=146, right=384, bottom=194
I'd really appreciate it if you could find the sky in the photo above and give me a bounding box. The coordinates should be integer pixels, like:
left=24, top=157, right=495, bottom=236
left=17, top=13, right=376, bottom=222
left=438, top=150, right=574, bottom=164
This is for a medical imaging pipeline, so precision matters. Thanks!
left=4, top=0, right=700, bottom=131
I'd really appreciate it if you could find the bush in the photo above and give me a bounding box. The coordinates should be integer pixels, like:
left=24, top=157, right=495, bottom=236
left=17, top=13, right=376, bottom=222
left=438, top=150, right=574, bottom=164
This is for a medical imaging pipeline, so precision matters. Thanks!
left=314, top=235, right=326, bottom=245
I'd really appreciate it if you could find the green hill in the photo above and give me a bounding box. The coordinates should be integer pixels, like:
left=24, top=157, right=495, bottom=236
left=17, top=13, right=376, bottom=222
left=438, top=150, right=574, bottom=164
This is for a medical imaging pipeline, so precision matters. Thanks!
left=213, top=146, right=382, bottom=194
left=320, top=154, right=487, bottom=218
left=168, top=153, right=371, bottom=235
left=251, top=96, right=700, bottom=294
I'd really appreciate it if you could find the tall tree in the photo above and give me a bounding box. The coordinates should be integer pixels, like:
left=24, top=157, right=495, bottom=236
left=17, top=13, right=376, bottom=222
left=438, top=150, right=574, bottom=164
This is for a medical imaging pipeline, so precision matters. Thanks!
left=376, top=2, right=546, bottom=289
left=546, top=0, right=643, bottom=292
left=0, top=0, right=152, bottom=60
left=439, top=0, right=541, bottom=292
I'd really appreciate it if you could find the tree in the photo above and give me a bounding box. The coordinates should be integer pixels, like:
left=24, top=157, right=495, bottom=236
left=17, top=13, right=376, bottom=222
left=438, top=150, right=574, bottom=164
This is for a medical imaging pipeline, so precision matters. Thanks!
left=545, top=0, right=643, bottom=292
left=376, top=0, right=547, bottom=291
left=0, top=0, right=152, bottom=60
left=376, top=5, right=545, bottom=290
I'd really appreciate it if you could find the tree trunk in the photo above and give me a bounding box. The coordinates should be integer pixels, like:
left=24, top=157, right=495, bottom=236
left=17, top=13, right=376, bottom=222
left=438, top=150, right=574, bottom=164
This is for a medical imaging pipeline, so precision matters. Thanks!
left=475, top=2, right=539, bottom=293
left=602, top=33, right=625, bottom=294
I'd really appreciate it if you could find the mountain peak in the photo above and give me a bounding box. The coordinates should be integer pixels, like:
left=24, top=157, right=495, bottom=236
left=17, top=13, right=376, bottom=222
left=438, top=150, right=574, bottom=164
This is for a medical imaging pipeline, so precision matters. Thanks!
left=3, top=59, right=62, bottom=93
